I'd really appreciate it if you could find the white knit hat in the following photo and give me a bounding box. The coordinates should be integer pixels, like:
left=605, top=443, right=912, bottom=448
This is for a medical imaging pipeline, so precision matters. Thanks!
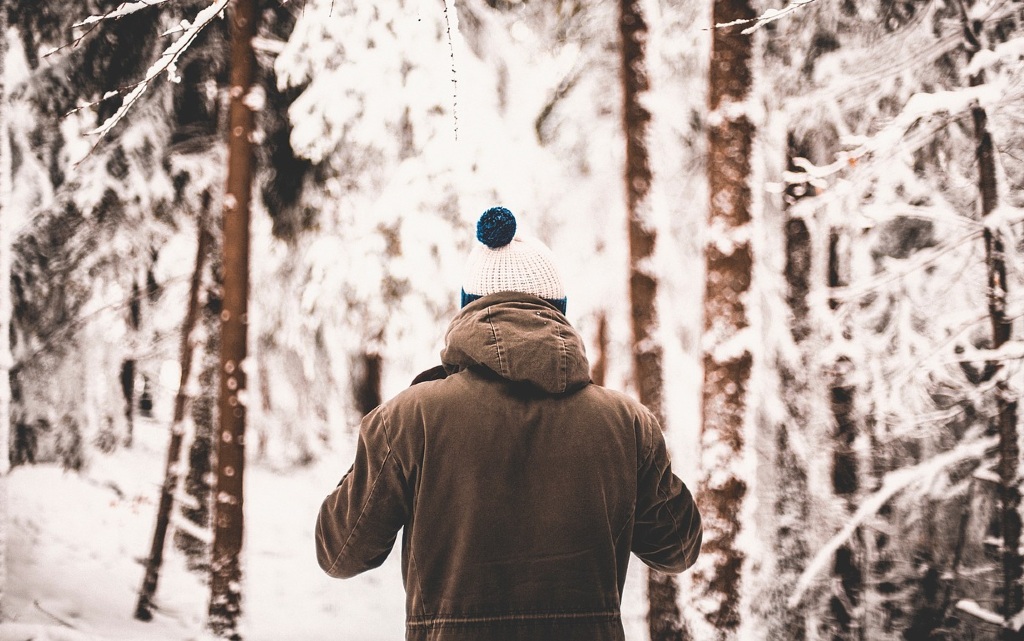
left=461, top=207, right=567, bottom=313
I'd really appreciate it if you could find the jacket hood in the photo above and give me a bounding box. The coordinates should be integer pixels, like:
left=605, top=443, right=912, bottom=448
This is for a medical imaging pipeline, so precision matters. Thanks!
left=441, top=292, right=591, bottom=394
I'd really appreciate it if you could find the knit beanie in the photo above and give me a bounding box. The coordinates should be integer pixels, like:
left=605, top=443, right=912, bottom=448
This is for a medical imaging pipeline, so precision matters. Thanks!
left=461, top=207, right=567, bottom=314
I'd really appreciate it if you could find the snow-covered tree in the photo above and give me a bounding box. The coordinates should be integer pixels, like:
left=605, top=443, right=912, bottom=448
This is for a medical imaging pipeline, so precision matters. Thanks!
left=760, top=1, right=1024, bottom=638
left=692, top=0, right=756, bottom=638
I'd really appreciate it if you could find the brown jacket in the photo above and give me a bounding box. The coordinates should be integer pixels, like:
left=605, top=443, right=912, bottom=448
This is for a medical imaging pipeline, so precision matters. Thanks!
left=316, top=292, right=702, bottom=640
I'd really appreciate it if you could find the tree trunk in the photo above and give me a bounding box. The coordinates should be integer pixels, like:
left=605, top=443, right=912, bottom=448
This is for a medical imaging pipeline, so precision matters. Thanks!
left=124, top=280, right=143, bottom=446
left=695, top=1, right=755, bottom=638
left=352, top=350, right=382, bottom=417
left=974, top=69, right=1022, bottom=641
left=764, top=135, right=816, bottom=641
left=208, top=0, right=258, bottom=637
left=619, top=0, right=685, bottom=639
left=176, top=263, right=219, bottom=571
left=135, top=215, right=212, bottom=621
left=829, top=379, right=864, bottom=641
left=120, top=358, right=136, bottom=442
left=959, top=8, right=1023, bottom=635
left=0, top=10, right=12, bottom=611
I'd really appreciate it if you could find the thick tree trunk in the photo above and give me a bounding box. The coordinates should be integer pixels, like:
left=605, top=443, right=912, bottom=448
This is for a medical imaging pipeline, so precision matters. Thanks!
left=208, top=0, right=258, bottom=637
left=695, top=1, right=755, bottom=638
left=619, top=0, right=685, bottom=639
left=135, top=216, right=211, bottom=621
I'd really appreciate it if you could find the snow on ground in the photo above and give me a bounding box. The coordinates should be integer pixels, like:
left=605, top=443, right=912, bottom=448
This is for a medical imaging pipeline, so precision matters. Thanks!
left=3, top=417, right=651, bottom=640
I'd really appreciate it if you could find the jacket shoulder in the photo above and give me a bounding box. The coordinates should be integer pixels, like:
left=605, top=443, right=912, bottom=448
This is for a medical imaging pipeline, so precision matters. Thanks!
left=578, top=385, right=662, bottom=462
left=581, top=384, right=659, bottom=423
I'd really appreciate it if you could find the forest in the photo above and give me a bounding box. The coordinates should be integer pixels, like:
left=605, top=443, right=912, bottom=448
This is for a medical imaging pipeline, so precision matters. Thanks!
left=1, top=0, right=1023, bottom=640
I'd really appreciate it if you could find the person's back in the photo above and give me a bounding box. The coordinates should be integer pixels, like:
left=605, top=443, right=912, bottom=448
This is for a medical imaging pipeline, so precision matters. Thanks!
left=316, top=208, right=702, bottom=641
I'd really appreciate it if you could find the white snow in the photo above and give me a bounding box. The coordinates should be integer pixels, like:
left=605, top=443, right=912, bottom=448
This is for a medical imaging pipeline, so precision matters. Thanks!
left=2, top=418, right=654, bottom=640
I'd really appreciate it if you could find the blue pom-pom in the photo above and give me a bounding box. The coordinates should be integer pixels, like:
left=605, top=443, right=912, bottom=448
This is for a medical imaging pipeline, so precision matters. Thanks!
left=476, top=207, right=517, bottom=248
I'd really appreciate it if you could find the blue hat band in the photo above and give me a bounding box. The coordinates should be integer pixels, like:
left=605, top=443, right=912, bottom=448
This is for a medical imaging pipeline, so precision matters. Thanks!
left=461, top=290, right=567, bottom=315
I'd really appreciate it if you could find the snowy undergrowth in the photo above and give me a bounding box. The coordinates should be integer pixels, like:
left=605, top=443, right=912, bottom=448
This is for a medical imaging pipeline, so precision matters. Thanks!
left=3, top=415, right=651, bottom=640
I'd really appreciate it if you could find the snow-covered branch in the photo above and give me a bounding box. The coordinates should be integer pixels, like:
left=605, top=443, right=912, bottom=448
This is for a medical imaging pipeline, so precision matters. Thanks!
left=75, top=0, right=230, bottom=162
left=788, top=436, right=997, bottom=608
left=44, top=0, right=174, bottom=59
left=956, top=599, right=1004, bottom=627
left=708, top=0, right=818, bottom=34
left=73, top=0, right=174, bottom=28
left=783, top=80, right=1013, bottom=198
left=955, top=340, right=1024, bottom=365
left=827, top=229, right=982, bottom=303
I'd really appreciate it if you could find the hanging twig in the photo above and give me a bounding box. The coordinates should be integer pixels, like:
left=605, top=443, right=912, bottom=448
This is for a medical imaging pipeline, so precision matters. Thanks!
left=441, top=0, right=459, bottom=141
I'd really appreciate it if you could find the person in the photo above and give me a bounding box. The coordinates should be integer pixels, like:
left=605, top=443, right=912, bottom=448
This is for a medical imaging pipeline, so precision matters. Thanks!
left=316, top=207, right=702, bottom=641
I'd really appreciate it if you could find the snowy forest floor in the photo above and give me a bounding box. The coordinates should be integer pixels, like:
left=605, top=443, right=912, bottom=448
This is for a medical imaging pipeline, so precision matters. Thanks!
left=2, top=417, right=650, bottom=641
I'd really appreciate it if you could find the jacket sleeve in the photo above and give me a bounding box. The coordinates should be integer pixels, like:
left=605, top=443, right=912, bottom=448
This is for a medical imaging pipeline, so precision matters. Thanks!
left=631, top=410, right=702, bottom=574
left=316, top=404, right=411, bottom=578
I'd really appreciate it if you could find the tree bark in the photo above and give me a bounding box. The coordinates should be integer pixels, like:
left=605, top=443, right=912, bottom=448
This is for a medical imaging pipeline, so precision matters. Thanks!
left=135, top=214, right=211, bottom=621
left=0, top=7, right=12, bottom=610
left=176, top=264, right=219, bottom=571
left=208, top=0, right=258, bottom=637
left=974, top=73, right=1022, bottom=641
left=619, top=0, right=685, bottom=639
left=695, top=0, right=755, bottom=638
left=765, top=136, right=816, bottom=641
left=352, top=350, right=382, bottom=417
left=959, top=7, right=1023, bottom=636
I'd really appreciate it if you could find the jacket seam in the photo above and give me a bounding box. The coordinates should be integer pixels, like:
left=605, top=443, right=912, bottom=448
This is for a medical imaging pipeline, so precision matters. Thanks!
left=616, top=501, right=636, bottom=538
left=324, top=410, right=395, bottom=577
left=407, top=610, right=620, bottom=628
left=485, top=308, right=508, bottom=378
left=554, top=319, right=567, bottom=393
